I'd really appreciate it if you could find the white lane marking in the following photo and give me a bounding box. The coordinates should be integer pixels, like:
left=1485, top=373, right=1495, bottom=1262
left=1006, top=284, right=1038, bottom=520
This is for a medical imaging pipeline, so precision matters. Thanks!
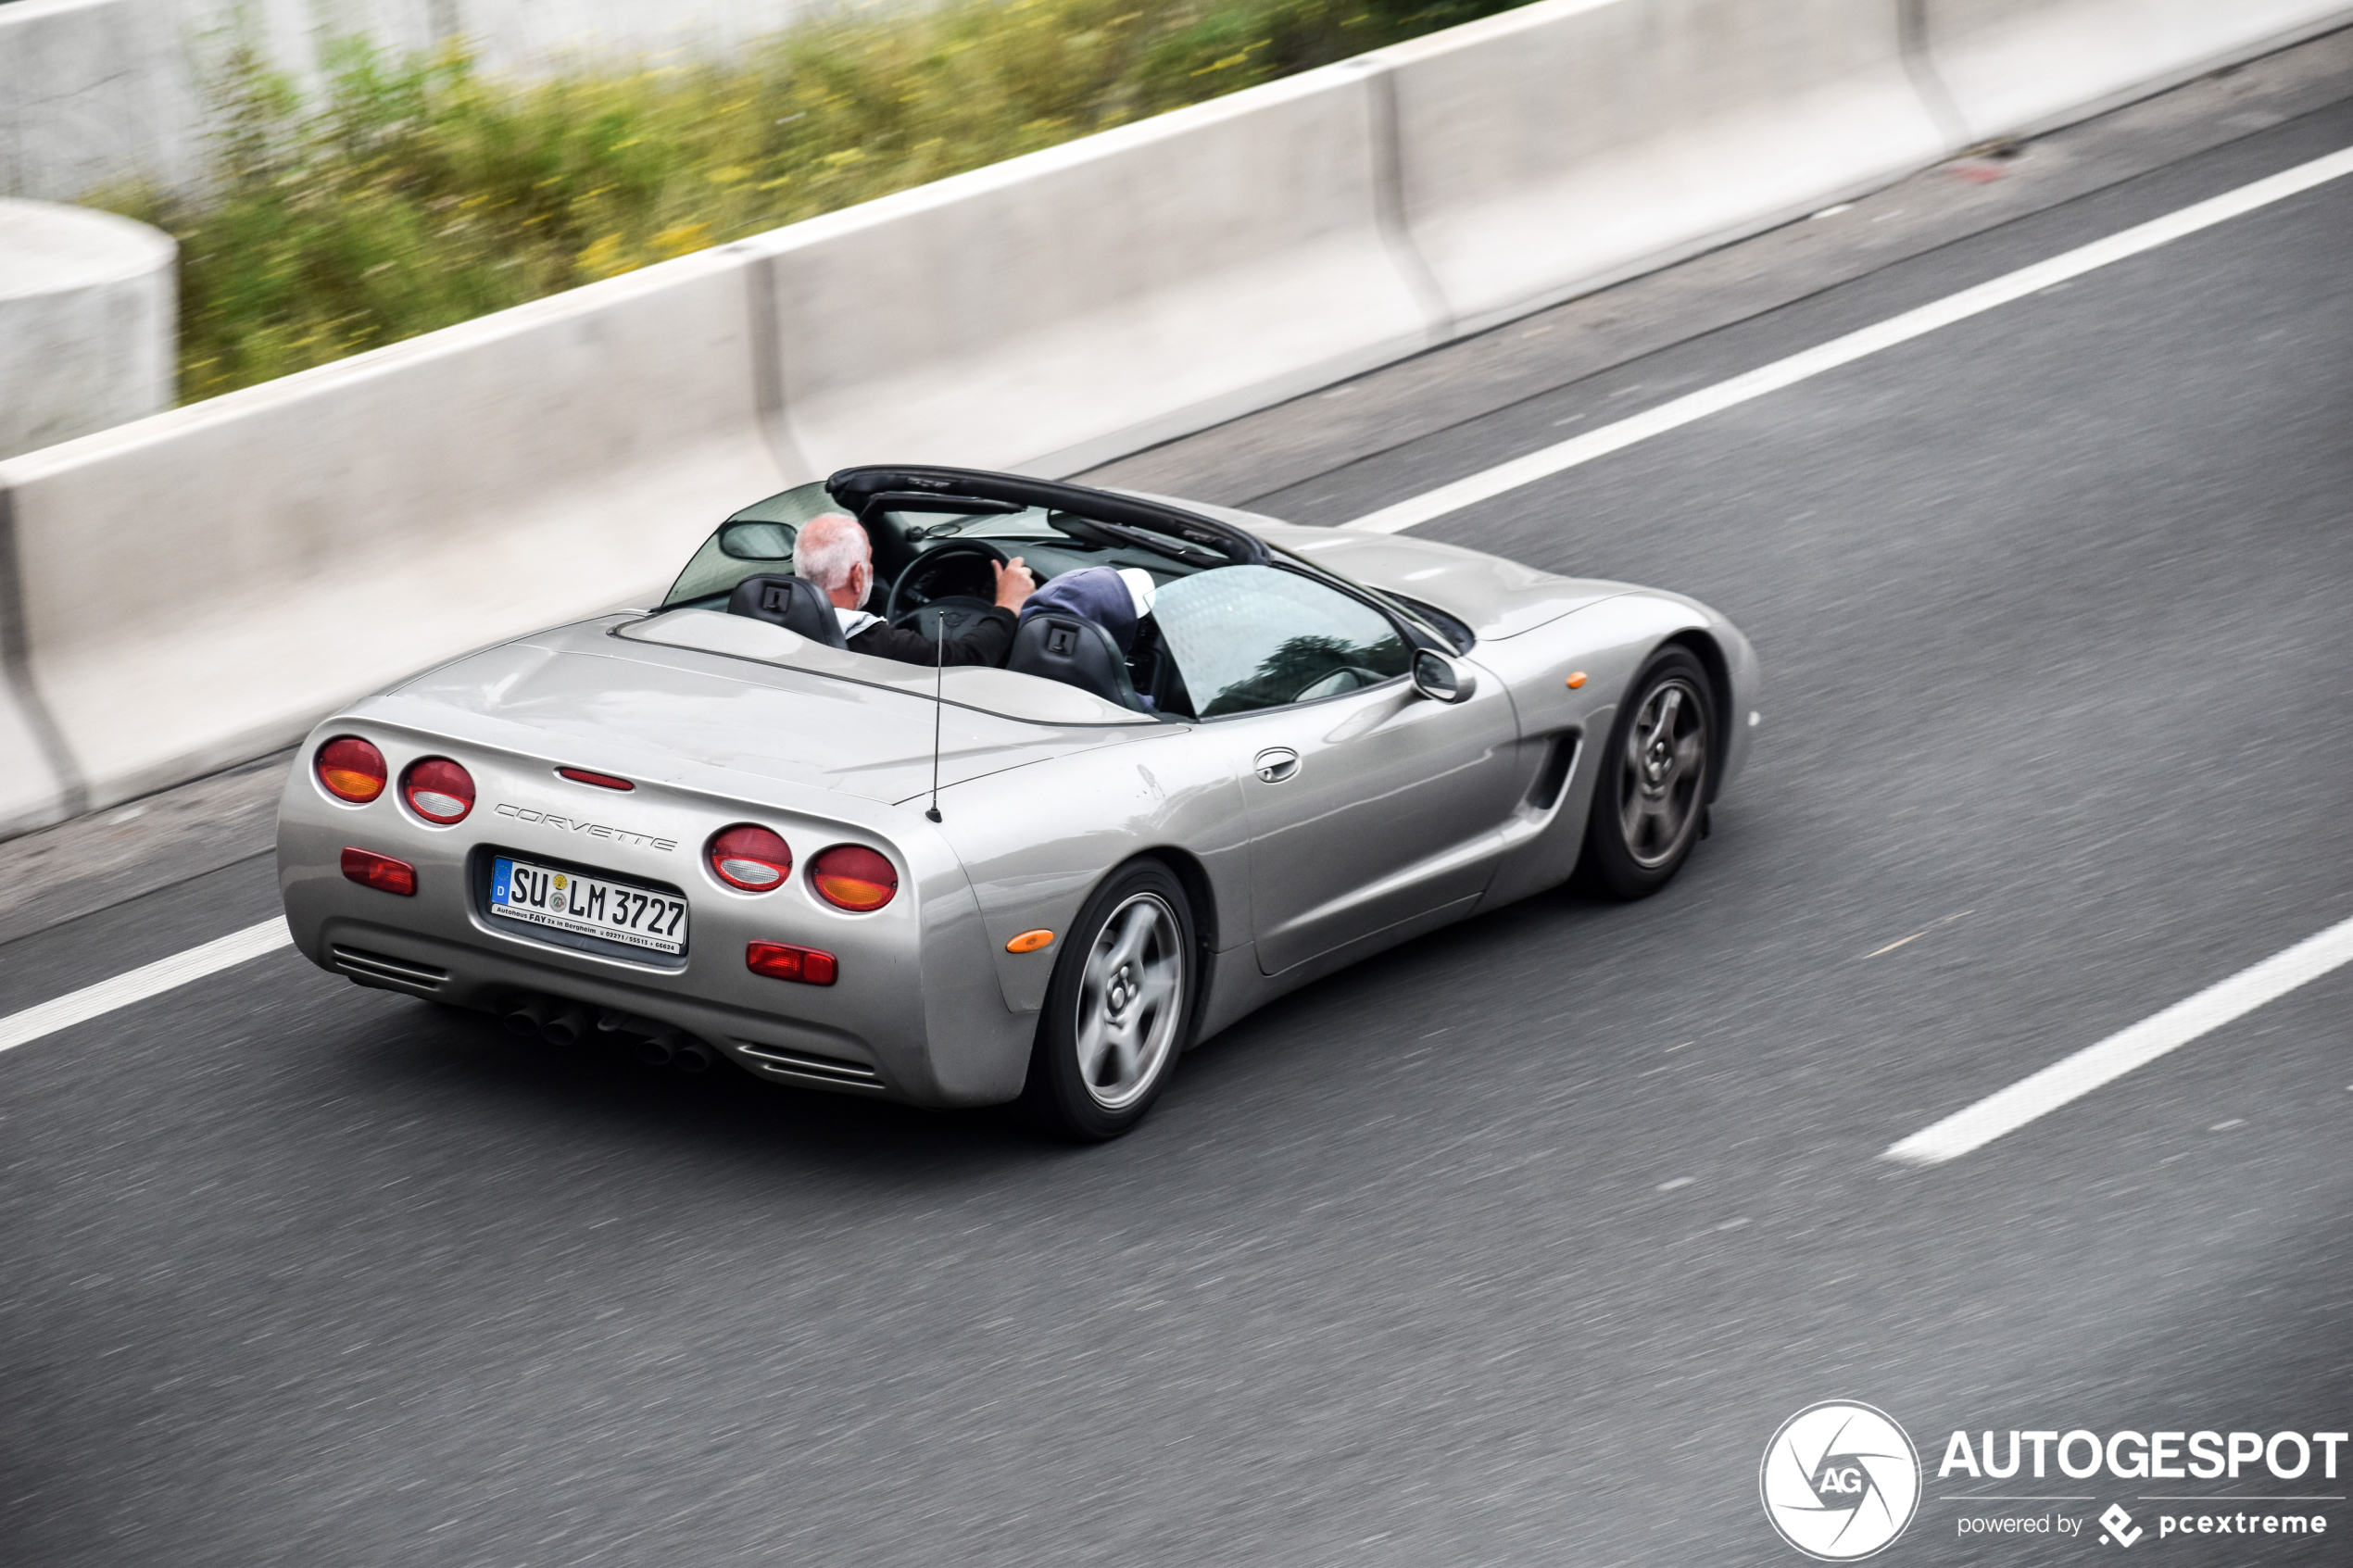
left=0, top=918, right=293, bottom=1055
left=1343, top=144, right=2353, bottom=535
left=1883, top=914, right=2353, bottom=1167
left=1864, top=909, right=1972, bottom=959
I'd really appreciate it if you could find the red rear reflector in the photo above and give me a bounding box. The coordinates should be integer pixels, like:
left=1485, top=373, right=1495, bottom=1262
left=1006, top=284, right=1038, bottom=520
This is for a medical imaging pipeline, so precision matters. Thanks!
left=317, top=736, right=387, bottom=802
left=400, top=757, right=475, bottom=824
left=747, top=941, right=837, bottom=985
left=709, top=824, right=792, bottom=892
left=558, top=767, right=635, bottom=791
left=811, top=845, right=899, bottom=911
left=341, top=847, right=416, bottom=897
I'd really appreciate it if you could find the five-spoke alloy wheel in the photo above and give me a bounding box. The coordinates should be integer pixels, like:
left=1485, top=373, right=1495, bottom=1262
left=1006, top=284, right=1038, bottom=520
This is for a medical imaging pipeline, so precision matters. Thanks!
left=1022, top=860, right=1197, bottom=1139
left=1579, top=646, right=1716, bottom=899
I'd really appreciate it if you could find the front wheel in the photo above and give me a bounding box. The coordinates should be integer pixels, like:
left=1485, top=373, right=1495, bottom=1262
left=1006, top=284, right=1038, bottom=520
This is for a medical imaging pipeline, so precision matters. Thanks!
left=1019, top=860, right=1197, bottom=1141
left=1578, top=646, right=1716, bottom=900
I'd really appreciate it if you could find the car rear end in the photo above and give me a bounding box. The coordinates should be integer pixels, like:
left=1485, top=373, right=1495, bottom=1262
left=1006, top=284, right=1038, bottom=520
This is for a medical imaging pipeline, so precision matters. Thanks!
left=277, top=713, right=1030, bottom=1107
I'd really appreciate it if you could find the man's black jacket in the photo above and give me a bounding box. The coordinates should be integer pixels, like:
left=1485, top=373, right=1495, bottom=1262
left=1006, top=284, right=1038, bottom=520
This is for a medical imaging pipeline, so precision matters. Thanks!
left=846, top=606, right=1017, bottom=666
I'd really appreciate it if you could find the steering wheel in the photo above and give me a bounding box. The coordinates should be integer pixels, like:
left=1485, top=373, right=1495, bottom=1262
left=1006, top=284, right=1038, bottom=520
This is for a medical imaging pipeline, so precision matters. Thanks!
left=886, top=539, right=1011, bottom=628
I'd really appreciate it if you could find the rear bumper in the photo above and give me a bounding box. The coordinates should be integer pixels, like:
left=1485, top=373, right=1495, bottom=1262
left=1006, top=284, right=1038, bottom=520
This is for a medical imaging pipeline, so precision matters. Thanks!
left=276, top=720, right=1036, bottom=1108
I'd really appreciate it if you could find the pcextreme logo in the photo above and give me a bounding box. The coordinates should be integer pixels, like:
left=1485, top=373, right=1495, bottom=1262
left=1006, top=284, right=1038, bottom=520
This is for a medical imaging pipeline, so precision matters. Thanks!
left=1760, top=1401, right=1923, bottom=1561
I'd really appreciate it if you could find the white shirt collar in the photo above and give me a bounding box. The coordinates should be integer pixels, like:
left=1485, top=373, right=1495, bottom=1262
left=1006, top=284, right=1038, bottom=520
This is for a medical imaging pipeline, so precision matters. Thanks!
left=835, top=608, right=880, bottom=641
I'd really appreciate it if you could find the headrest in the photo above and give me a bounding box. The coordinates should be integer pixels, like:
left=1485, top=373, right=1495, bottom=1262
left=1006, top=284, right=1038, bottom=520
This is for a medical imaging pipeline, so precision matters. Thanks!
left=725, top=574, right=847, bottom=648
left=1005, top=613, right=1145, bottom=710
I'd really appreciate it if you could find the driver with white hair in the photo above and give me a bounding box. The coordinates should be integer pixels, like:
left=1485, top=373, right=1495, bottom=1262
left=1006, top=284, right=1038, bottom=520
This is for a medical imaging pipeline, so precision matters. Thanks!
left=793, top=511, right=1035, bottom=665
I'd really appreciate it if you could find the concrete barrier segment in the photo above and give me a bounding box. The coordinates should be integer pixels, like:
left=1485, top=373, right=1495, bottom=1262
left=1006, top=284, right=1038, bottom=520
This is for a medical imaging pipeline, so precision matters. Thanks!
left=1380, top=0, right=1958, bottom=336
left=0, top=246, right=791, bottom=811
left=1920, top=0, right=2353, bottom=145
left=743, top=62, right=1444, bottom=479
left=0, top=201, right=178, bottom=459
left=0, top=482, right=83, bottom=836
left=0, top=0, right=202, bottom=202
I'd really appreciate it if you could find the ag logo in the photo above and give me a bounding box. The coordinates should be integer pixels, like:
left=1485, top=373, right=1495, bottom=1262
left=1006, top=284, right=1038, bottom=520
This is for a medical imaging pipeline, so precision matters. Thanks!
left=1760, top=1400, right=1921, bottom=1560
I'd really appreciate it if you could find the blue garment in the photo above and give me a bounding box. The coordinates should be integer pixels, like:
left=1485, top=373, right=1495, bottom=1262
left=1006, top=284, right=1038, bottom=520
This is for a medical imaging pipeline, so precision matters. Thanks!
left=1019, top=566, right=1139, bottom=654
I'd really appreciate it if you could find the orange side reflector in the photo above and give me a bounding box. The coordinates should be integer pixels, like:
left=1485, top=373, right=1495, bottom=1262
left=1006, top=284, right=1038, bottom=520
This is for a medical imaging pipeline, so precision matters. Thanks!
left=1565, top=671, right=1588, bottom=689
left=1006, top=929, right=1055, bottom=954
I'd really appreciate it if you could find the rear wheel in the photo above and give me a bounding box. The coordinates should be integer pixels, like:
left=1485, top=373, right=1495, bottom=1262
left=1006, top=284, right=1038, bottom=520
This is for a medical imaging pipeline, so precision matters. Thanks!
left=1578, top=646, right=1716, bottom=900
left=1019, top=860, right=1196, bottom=1141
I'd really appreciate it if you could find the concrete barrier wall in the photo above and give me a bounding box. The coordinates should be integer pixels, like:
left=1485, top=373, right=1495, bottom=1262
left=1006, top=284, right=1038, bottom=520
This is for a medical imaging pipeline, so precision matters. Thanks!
left=1920, top=0, right=2353, bottom=142
left=3, top=0, right=2347, bottom=834
left=0, top=0, right=202, bottom=200
left=0, top=247, right=787, bottom=822
left=1382, top=0, right=1950, bottom=334
left=752, top=65, right=1439, bottom=479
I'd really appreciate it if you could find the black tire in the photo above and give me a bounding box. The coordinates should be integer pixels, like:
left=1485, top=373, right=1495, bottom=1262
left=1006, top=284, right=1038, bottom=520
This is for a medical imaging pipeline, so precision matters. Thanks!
left=1577, top=646, right=1717, bottom=900
left=1018, top=859, right=1197, bottom=1141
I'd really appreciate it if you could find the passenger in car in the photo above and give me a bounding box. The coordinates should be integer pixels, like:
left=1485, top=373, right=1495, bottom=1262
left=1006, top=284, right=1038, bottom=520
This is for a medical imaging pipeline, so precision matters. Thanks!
left=1015, top=565, right=1157, bottom=653
left=793, top=512, right=1035, bottom=665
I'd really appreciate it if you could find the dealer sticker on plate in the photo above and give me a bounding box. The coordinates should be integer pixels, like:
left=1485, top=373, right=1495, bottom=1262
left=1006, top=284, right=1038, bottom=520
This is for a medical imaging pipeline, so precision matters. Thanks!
left=491, top=857, right=688, bottom=955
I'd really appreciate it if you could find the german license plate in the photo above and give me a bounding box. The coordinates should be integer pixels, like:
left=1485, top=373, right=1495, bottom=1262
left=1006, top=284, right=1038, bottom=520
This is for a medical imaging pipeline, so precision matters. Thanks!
left=490, top=857, right=688, bottom=955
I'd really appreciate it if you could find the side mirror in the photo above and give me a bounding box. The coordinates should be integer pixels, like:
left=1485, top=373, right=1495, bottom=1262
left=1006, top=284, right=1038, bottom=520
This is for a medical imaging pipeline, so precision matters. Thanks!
left=1411, top=648, right=1477, bottom=704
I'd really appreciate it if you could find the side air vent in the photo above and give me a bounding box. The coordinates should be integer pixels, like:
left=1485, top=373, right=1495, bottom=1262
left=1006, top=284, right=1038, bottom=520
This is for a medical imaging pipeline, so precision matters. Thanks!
left=331, top=945, right=449, bottom=993
left=733, top=1041, right=885, bottom=1091
left=1526, top=732, right=1582, bottom=811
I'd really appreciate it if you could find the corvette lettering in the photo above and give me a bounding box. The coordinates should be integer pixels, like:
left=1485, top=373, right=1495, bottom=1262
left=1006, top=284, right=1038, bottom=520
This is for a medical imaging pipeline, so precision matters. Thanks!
left=493, top=802, right=675, bottom=851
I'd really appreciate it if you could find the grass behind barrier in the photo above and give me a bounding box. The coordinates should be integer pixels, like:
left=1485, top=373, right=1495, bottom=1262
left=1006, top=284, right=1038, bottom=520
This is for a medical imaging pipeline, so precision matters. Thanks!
left=91, top=0, right=1526, bottom=404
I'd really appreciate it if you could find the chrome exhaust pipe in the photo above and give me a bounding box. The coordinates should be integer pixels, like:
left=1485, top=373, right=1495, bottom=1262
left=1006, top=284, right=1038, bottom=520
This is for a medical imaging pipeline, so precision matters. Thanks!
left=635, top=1032, right=678, bottom=1067
left=500, top=998, right=549, bottom=1038
left=672, top=1039, right=715, bottom=1073
left=540, top=1007, right=593, bottom=1047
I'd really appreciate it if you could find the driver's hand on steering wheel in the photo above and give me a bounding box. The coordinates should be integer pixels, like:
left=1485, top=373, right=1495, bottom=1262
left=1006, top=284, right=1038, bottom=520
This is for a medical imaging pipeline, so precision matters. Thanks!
left=992, top=557, right=1038, bottom=611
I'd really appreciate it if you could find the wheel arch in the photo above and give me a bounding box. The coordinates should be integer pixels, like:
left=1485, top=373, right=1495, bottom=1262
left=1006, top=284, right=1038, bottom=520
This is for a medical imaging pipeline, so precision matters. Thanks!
left=1122, top=846, right=1220, bottom=1047
left=1663, top=629, right=1732, bottom=803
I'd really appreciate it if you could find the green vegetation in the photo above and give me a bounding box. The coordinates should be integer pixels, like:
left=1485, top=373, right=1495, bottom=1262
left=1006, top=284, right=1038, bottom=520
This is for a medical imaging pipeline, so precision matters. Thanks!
left=93, top=0, right=1524, bottom=404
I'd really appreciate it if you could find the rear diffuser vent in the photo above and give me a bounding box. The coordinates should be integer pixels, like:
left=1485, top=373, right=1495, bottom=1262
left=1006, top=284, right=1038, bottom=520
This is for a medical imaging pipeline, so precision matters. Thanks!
left=332, top=945, right=449, bottom=993
left=733, top=1041, right=883, bottom=1091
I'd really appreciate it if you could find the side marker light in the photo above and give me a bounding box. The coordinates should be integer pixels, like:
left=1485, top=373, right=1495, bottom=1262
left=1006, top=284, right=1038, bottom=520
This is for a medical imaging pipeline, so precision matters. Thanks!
left=747, top=941, right=838, bottom=985
left=1006, top=930, right=1055, bottom=954
left=341, top=847, right=416, bottom=897
left=1565, top=671, right=1588, bottom=689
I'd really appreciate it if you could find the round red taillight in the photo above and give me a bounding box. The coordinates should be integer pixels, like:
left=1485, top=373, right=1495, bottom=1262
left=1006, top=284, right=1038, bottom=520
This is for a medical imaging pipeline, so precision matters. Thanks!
left=811, top=845, right=899, bottom=911
left=317, top=735, right=387, bottom=803
left=401, top=757, right=475, bottom=824
left=709, top=824, right=792, bottom=892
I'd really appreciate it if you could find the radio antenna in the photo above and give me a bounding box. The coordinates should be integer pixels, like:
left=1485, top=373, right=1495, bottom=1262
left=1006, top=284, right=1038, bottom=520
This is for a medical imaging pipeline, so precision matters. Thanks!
left=925, top=614, right=945, bottom=822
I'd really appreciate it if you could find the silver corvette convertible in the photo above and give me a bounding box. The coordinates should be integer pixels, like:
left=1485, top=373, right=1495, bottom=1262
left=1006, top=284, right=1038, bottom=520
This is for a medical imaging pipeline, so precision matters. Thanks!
left=279, top=466, right=1758, bottom=1138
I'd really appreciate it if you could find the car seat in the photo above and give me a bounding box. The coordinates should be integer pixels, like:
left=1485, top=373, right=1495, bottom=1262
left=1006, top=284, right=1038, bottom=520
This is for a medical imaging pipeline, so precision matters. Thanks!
left=726, top=574, right=848, bottom=648
left=1005, top=613, right=1147, bottom=710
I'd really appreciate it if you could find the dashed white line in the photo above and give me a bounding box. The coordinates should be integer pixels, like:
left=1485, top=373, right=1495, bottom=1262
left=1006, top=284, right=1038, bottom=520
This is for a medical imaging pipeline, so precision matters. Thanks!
left=1883, top=914, right=2353, bottom=1167
left=1342, top=144, right=2353, bottom=535
left=0, top=918, right=293, bottom=1056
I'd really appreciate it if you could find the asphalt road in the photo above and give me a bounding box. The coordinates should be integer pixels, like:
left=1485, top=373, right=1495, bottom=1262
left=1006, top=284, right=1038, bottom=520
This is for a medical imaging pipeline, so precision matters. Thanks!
left=5, top=43, right=2351, bottom=1568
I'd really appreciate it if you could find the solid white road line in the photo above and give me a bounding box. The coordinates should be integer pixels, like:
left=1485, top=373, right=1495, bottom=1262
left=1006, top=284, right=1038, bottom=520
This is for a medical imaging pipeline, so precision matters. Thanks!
left=1883, top=914, right=2353, bottom=1167
left=0, top=918, right=293, bottom=1056
left=1343, top=144, right=2353, bottom=535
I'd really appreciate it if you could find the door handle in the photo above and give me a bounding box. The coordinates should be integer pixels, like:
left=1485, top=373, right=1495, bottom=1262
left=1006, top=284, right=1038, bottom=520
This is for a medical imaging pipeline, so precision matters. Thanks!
left=1253, top=746, right=1300, bottom=784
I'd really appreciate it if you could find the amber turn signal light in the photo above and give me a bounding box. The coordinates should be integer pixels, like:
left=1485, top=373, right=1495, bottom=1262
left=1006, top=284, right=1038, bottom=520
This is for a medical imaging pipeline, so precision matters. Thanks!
left=747, top=940, right=837, bottom=985
left=1006, top=930, right=1054, bottom=954
left=341, top=847, right=416, bottom=897
left=317, top=735, right=388, bottom=802
left=1565, top=671, right=1588, bottom=689
left=811, top=845, right=899, bottom=911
